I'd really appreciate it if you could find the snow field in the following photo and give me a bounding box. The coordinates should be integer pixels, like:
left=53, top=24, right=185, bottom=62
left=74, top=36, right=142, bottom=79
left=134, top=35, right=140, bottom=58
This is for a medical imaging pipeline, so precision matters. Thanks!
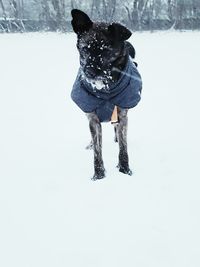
left=0, top=31, right=200, bottom=267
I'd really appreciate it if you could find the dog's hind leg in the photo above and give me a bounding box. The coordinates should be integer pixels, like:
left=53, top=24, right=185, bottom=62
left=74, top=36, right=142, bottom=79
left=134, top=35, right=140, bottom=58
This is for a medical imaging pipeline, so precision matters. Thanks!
left=116, top=108, right=132, bottom=176
left=87, top=112, right=105, bottom=180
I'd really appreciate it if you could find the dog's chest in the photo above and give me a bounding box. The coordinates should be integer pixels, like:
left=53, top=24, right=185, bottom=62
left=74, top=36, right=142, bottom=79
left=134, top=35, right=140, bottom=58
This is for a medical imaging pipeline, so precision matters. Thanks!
left=71, top=59, right=142, bottom=122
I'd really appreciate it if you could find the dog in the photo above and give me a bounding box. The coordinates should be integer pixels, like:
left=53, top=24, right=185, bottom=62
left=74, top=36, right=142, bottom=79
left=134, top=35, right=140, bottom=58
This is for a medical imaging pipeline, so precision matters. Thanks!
left=71, top=9, right=142, bottom=180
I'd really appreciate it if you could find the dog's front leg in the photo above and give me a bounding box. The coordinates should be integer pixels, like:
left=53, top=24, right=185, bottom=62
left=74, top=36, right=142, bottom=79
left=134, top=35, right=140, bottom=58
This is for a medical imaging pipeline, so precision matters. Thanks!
left=117, top=108, right=132, bottom=176
left=87, top=113, right=105, bottom=180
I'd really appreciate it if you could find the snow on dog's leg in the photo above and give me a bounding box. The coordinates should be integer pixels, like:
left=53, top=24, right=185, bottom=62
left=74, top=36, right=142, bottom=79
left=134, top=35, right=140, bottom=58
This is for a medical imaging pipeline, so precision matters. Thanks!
left=117, top=108, right=132, bottom=176
left=87, top=113, right=105, bottom=180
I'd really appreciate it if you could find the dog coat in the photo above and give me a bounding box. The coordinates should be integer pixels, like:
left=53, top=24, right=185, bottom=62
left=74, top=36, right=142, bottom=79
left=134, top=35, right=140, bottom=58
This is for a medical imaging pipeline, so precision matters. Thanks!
left=71, top=58, right=142, bottom=122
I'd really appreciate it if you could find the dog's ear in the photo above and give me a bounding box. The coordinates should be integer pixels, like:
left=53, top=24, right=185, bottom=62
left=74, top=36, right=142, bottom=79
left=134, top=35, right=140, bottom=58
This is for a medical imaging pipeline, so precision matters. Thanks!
left=71, top=9, right=93, bottom=34
left=108, top=23, right=132, bottom=41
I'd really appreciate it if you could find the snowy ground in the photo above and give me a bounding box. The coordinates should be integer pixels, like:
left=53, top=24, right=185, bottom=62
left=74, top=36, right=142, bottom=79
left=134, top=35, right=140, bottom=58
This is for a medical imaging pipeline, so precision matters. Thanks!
left=0, top=31, right=200, bottom=267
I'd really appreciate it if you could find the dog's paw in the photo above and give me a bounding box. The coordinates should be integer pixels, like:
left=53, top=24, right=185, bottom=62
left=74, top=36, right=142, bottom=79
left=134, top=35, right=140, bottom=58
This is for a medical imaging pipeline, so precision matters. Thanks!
left=117, top=165, right=133, bottom=176
left=91, top=169, right=106, bottom=181
left=120, top=168, right=133, bottom=176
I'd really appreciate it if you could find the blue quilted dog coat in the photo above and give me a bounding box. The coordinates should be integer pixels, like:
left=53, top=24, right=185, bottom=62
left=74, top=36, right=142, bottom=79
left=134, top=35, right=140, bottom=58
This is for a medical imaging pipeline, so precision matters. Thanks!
left=71, top=59, right=142, bottom=122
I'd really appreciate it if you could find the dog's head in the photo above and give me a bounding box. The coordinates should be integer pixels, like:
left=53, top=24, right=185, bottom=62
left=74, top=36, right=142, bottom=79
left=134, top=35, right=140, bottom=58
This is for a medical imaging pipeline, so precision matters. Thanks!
left=71, top=9, right=132, bottom=90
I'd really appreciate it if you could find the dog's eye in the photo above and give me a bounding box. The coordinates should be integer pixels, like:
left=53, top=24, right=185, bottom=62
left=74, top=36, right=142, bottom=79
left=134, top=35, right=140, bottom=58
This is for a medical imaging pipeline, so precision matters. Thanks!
left=102, top=47, right=112, bottom=53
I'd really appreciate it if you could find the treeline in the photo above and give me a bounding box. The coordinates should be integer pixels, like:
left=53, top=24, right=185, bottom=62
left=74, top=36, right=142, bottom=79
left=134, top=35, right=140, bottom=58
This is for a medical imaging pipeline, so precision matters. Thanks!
left=0, top=0, right=200, bottom=33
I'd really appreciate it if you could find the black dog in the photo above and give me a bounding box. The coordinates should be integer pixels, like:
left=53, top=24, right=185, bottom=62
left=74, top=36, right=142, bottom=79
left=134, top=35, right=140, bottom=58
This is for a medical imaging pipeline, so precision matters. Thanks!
left=71, top=9, right=142, bottom=180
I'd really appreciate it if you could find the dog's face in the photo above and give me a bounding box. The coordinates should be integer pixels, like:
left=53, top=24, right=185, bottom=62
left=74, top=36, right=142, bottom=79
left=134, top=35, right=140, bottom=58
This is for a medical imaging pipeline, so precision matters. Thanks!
left=71, top=9, right=132, bottom=90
